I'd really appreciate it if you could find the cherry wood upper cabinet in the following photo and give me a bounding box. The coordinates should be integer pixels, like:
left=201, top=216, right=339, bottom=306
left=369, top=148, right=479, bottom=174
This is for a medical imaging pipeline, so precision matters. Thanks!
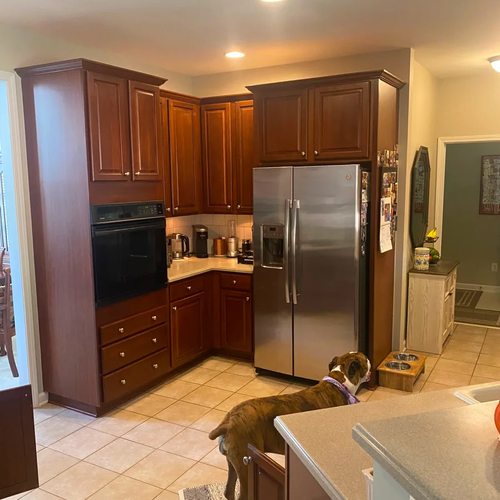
left=159, top=96, right=173, bottom=215
left=233, top=100, right=254, bottom=214
left=168, top=100, right=202, bottom=216
left=0, top=386, right=38, bottom=500
left=253, top=89, right=308, bottom=163
left=129, top=81, right=163, bottom=181
left=87, top=72, right=131, bottom=181
left=220, top=289, right=253, bottom=354
left=312, top=82, right=370, bottom=161
left=202, top=103, right=233, bottom=213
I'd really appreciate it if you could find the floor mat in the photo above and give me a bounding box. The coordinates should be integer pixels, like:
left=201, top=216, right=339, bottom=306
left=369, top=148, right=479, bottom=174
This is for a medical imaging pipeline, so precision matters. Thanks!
left=455, top=289, right=483, bottom=308
left=179, top=482, right=239, bottom=500
left=455, top=307, right=500, bottom=327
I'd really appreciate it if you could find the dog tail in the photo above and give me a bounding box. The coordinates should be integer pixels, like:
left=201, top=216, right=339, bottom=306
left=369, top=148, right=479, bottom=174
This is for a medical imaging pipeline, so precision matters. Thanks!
left=208, top=423, right=229, bottom=440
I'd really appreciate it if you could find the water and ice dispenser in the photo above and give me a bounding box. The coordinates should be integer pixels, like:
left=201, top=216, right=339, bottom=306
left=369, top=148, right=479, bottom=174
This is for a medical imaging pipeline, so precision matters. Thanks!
left=261, top=224, right=284, bottom=268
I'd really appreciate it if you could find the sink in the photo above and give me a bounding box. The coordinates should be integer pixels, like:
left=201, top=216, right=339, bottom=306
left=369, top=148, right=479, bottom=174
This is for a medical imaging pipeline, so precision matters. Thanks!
left=455, top=382, right=500, bottom=405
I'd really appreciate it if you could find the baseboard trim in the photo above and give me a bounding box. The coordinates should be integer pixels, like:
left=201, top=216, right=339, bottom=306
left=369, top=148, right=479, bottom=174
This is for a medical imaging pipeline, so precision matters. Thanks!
left=456, top=283, right=500, bottom=293
left=37, top=392, right=48, bottom=406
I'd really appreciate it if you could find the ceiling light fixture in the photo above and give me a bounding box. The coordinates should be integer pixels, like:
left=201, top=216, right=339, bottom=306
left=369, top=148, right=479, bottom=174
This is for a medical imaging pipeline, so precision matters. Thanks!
left=488, top=55, right=500, bottom=72
left=261, top=0, right=284, bottom=2
left=225, top=51, right=245, bottom=58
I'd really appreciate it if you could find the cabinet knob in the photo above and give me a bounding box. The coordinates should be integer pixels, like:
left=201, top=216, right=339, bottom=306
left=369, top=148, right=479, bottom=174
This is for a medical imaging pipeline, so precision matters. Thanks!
left=153, top=363, right=159, bottom=369
left=233, top=280, right=237, bottom=284
left=166, top=207, right=171, bottom=212
left=119, top=352, right=125, bottom=358
left=174, top=207, right=179, bottom=211
left=227, top=205, right=231, bottom=210
left=314, top=150, right=318, bottom=156
left=124, top=172, right=130, bottom=176
left=187, top=285, right=192, bottom=291
left=246, top=297, right=250, bottom=301
left=301, top=152, right=306, bottom=157
left=135, top=171, right=141, bottom=176
left=243, top=456, right=252, bottom=465
left=118, top=327, right=124, bottom=333
left=173, top=306, right=177, bottom=311
left=152, top=315, right=157, bottom=321
left=152, top=338, right=157, bottom=343
left=237, top=205, right=241, bottom=209
left=120, top=379, right=126, bottom=385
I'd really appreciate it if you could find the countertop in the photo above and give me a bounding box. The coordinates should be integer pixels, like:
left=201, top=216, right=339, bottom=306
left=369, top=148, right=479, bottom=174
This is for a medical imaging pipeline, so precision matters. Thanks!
left=353, top=401, right=500, bottom=500
left=409, top=260, right=459, bottom=276
left=168, top=256, right=253, bottom=282
left=274, top=388, right=466, bottom=500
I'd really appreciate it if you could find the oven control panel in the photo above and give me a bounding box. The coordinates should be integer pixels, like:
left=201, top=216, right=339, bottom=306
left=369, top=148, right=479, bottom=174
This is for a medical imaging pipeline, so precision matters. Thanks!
left=91, top=201, right=165, bottom=224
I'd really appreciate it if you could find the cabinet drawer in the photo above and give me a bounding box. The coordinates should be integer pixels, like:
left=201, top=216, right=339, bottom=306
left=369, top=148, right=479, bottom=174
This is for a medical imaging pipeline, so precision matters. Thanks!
left=100, top=306, right=168, bottom=346
left=445, top=270, right=457, bottom=296
left=220, top=273, right=252, bottom=292
left=170, top=276, right=205, bottom=301
left=102, top=349, right=170, bottom=402
left=101, top=324, right=168, bottom=375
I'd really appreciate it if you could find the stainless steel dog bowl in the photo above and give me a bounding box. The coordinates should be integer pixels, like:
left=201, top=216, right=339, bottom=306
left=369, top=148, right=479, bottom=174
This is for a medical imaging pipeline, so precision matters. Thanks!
left=385, top=361, right=411, bottom=371
left=393, top=353, right=419, bottom=362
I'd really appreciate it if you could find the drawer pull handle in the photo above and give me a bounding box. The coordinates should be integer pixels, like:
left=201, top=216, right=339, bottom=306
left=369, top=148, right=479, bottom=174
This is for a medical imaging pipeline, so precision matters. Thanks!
left=174, top=207, right=179, bottom=211
left=173, top=306, right=177, bottom=311
left=301, top=151, right=306, bottom=157
left=120, top=379, right=126, bottom=385
left=152, top=315, right=157, bottom=321
left=187, top=286, right=192, bottom=291
left=246, top=297, right=250, bottom=301
left=119, top=352, right=125, bottom=358
left=237, top=205, right=241, bottom=209
left=153, top=363, right=159, bottom=369
left=227, top=205, right=231, bottom=210
left=233, top=280, right=237, bottom=284
left=118, top=327, right=124, bottom=333
left=135, top=171, right=140, bottom=176
left=152, top=338, right=157, bottom=343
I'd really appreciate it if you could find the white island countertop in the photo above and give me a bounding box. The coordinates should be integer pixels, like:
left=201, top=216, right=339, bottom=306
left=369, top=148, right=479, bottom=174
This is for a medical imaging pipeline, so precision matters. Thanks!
left=168, top=256, right=253, bottom=282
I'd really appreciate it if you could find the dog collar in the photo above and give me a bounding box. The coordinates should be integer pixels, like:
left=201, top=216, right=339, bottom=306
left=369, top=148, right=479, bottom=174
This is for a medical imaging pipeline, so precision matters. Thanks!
left=322, top=376, right=360, bottom=404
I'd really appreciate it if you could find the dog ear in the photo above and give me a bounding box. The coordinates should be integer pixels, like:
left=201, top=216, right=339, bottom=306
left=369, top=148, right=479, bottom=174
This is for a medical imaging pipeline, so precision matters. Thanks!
left=348, top=358, right=361, bottom=379
left=328, top=357, right=338, bottom=371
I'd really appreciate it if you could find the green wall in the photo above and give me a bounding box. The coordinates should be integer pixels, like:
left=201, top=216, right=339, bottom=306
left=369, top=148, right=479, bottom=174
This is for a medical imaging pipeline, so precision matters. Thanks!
left=442, top=142, right=500, bottom=287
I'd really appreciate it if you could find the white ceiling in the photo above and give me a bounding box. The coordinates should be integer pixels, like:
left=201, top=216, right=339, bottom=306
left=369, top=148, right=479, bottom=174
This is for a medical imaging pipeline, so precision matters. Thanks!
left=2, top=0, right=500, bottom=78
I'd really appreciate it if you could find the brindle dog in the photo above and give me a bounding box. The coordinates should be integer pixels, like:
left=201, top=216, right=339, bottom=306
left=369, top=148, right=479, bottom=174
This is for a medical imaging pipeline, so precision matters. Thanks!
left=209, top=352, right=371, bottom=500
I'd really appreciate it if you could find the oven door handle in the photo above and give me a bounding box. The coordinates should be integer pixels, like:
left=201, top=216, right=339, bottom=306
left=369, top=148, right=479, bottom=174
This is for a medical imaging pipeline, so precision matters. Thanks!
left=93, top=222, right=165, bottom=237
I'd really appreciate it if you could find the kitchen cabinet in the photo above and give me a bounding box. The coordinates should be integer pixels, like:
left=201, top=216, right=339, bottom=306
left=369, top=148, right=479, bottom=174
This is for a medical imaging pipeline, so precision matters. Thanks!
left=0, top=386, right=38, bottom=500
left=248, top=445, right=285, bottom=500
left=201, top=95, right=254, bottom=214
left=221, top=289, right=252, bottom=354
left=129, top=81, right=162, bottom=181
left=87, top=72, right=131, bottom=181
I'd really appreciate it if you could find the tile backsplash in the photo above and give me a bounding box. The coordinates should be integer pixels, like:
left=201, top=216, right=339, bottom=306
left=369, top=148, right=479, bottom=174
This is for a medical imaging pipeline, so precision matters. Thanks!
left=166, top=214, right=253, bottom=254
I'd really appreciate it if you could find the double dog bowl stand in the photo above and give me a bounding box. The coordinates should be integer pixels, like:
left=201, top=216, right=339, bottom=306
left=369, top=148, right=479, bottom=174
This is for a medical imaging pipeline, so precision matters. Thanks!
left=376, top=352, right=427, bottom=392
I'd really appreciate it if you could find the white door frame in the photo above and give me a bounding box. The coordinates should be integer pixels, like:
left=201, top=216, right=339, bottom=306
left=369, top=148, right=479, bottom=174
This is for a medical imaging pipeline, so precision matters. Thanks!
left=435, top=135, right=500, bottom=254
left=0, top=69, right=43, bottom=406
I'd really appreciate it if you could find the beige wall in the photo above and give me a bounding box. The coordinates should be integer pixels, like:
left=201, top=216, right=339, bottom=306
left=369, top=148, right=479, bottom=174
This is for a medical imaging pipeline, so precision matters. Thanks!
left=0, top=23, right=193, bottom=94
left=192, top=48, right=412, bottom=96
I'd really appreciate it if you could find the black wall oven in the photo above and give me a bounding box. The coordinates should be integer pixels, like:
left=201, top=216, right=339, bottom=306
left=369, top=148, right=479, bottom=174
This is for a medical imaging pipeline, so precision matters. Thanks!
left=91, top=202, right=167, bottom=307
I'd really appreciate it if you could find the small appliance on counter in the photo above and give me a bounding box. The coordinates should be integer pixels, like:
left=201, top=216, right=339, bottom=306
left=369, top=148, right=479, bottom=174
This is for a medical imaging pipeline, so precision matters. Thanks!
left=193, top=224, right=208, bottom=258
left=213, top=237, right=227, bottom=257
left=168, top=233, right=189, bottom=260
left=238, top=239, right=254, bottom=264
left=227, top=219, right=239, bottom=258
left=166, top=235, right=173, bottom=268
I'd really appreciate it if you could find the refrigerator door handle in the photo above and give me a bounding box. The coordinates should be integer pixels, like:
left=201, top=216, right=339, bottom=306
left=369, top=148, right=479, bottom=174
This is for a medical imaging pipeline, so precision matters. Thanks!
left=291, top=199, right=300, bottom=305
left=284, top=199, right=291, bottom=304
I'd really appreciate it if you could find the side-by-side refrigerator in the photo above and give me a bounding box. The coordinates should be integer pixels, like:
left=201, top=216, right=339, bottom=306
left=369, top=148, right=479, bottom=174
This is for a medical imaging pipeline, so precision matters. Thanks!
left=253, top=165, right=369, bottom=381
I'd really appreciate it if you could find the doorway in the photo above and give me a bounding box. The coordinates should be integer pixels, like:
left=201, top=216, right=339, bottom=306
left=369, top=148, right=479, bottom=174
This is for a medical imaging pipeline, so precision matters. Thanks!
left=436, top=137, right=500, bottom=328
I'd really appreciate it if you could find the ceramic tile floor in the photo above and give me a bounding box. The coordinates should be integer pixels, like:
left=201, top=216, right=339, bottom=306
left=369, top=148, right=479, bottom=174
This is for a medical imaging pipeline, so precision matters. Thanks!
left=9, top=322, right=500, bottom=500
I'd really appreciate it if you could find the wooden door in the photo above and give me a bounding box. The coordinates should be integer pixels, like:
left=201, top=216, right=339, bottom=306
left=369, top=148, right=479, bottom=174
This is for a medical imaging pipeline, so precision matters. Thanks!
left=87, top=72, right=131, bottom=181
left=129, top=81, right=163, bottom=181
left=312, top=82, right=370, bottom=161
left=0, top=386, right=38, bottom=499
left=170, top=292, right=205, bottom=368
left=233, top=100, right=254, bottom=214
left=202, top=103, right=233, bottom=214
left=169, top=100, right=202, bottom=216
left=221, top=289, right=252, bottom=354
left=255, top=89, right=308, bottom=164
left=160, top=96, right=173, bottom=215
left=248, top=445, right=285, bottom=500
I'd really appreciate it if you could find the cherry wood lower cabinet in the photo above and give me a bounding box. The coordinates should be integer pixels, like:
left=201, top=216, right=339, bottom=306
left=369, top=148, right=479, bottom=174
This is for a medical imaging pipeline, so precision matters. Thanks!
left=0, top=386, right=38, bottom=500
left=220, top=289, right=252, bottom=354
left=248, top=445, right=285, bottom=500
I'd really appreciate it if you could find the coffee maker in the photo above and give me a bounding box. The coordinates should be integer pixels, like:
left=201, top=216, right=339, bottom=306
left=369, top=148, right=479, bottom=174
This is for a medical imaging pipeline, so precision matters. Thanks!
left=192, top=225, right=209, bottom=258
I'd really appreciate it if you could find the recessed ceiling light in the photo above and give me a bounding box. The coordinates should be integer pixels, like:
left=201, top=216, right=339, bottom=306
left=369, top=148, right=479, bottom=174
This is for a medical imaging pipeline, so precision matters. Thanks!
left=488, top=55, right=500, bottom=72
left=225, top=51, right=245, bottom=59
left=261, top=0, right=284, bottom=2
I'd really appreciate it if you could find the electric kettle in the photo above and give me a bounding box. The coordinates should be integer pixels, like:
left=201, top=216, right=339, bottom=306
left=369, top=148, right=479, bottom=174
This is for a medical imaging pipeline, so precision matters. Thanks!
left=168, top=233, right=189, bottom=260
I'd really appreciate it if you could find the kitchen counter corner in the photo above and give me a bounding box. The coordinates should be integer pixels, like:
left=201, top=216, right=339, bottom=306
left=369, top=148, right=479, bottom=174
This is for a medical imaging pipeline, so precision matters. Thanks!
left=168, top=256, right=253, bottom=282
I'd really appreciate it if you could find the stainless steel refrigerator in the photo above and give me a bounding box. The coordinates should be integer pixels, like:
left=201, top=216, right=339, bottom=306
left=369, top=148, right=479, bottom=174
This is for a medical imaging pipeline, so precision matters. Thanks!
left=253, top=164, right=369, bottom=381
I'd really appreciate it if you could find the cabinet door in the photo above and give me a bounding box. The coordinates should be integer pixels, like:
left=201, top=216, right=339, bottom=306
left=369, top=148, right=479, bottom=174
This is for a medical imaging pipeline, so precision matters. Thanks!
left=255, top=89, right=308, bottom=163
left=129, top=81, right=163, bottom=181
left=160, top=96, right=173, bottom=215
left=202, top=103, right=233, bottom=213
left=312, top=82, right=370, bottom=161
left=87, top=72, right=131, bottom=181
left=171, top=292, right=205, bottom=368
left=248, top=445, right=284, bottom=500
left=233, top=100, right=254, bottom=214
left=169, top=100, right=202, bottom=216
left=221, top=289, right=253, bottom=354
left=0, top=386, right=38, bottom=500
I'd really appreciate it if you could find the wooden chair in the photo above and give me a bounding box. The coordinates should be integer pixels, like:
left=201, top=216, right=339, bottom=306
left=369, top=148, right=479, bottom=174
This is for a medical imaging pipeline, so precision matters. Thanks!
left=0, top=267, right=18, bottom=377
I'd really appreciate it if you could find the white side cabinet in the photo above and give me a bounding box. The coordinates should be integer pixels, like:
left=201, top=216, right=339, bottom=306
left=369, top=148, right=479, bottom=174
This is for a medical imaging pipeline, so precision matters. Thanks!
left=407, top=261, right=459, bottom=355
